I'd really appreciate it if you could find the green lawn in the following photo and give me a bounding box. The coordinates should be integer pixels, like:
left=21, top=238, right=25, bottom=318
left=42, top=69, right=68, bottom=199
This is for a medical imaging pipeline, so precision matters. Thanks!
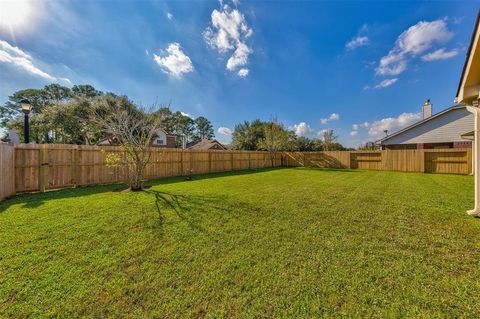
left=1, top=168, right=480, bottom=317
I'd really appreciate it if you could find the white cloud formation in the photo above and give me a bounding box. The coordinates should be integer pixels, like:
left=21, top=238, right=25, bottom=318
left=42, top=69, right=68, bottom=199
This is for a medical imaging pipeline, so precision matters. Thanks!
left=320, top=113, right=340, bottom=124
left=153, top=43, right=193, bottom=77
left=237, top=68, right=249, bottom=77
left=346, top=36, right=369, bottom=50
left=180, top=111, right=193, bottom=118
left=218, top=127, right=233, bottom=136
left=204, top=4, right=252, bottom=76
left=376, top=19, right=453, bottom=76
left=166, top=12, right=173, bottom=20
left=289, top=122, right=314, bottom=137
left=0, top=40, right=70, bottom=83
left=374, top=78, right=398, bottom=89
left=421, top=48, right=458, bottom=61
left=350, top=121, right=370, bottom=136
left=368, top=112, right=421, bottom=139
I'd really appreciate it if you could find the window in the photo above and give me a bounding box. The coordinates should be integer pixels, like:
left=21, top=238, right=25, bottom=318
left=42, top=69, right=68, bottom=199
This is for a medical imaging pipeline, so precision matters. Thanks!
left=156, top=132, right=166, bottom=145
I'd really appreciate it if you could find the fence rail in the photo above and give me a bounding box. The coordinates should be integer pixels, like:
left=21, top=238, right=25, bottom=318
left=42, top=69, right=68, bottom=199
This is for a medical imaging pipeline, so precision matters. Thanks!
left=0, top=144, right=473, bottom=200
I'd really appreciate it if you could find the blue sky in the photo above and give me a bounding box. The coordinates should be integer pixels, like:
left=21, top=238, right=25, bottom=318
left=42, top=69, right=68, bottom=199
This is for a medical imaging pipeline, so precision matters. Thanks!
left=0, top=0, right=479, bottom=147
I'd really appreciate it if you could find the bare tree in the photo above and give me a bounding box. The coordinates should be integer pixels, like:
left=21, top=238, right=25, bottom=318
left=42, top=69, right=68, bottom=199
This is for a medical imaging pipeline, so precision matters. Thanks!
left=91, top=96, right=163, bottom=191
left=322, top=129, right=338, bottom=151
left=259, top=117, right=289, bottom=167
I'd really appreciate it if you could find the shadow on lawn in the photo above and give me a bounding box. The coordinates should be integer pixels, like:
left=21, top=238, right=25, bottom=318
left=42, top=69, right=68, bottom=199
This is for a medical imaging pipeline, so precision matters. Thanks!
left=148, top=189, right=235, bottom=236
left=143, top=167, right=284, bottom=186
left=0, top=167, right=280, bottom=213
left=0, top=183, right=128, bottom=213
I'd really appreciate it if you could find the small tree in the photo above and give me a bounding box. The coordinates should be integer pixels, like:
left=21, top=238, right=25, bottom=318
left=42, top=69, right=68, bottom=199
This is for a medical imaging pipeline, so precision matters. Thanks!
left=259, top=117, right=289, bottom=167
left=91, top=96, right=163, bottom=191
left=322, top=129, right=338, bottom=151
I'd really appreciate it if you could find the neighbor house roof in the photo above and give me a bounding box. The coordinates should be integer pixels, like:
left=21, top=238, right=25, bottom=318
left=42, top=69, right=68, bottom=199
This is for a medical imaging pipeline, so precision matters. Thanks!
left=187, top=139, right=227, bottom=150
left=377, top=105, right=463, bottom=144
left=456, top=10, right=480, bottom=104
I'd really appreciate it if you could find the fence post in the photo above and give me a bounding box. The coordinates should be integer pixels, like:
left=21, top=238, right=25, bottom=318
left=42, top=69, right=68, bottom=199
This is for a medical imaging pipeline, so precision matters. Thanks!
left=231, top=152, right=234, bottom=170
left=208, top=151, right=212, bottom=173
left=39, top=144, right=48, bottom=192
left=73, top=145, right=79, bottom=187
left=420, top=149, right=426, bottom=173
left=180, top=149, right=184, bottom=176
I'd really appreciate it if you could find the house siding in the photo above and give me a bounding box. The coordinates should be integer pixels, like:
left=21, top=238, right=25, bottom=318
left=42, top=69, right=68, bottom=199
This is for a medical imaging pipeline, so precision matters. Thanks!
left=382, top=108, right=473, bottom=145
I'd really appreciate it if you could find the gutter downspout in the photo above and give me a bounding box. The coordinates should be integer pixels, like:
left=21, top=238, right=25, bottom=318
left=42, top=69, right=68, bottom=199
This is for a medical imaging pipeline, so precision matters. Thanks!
left=466, top=105, right=480, bottom=216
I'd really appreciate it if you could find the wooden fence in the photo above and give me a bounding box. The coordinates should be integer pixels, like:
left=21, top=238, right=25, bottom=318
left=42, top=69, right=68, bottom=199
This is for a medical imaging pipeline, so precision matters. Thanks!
left=0, top=143, right=15, bottom=201
left=0, top=144, right=473, bottom=199
left=283, top=148, right=472, bottom=175
left=12, top=144, right=281, bottom=193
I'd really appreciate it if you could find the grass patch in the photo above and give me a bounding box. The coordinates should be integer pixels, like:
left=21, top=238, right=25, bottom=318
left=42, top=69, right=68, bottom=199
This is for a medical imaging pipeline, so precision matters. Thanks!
left=1, top=168, right=480, bottom=317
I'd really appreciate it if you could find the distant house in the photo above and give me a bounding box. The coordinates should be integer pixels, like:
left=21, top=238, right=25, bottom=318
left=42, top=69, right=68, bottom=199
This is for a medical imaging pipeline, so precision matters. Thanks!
left=187, top=139, right=227, bottom=150
left=377, top=101, right=473, bottom=150
left=97, top=128, right=176, bottom=148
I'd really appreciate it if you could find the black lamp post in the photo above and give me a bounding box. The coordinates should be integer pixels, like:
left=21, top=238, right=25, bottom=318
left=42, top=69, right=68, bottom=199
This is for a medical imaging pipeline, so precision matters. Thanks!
left=20, top=99, right=32, bottom=144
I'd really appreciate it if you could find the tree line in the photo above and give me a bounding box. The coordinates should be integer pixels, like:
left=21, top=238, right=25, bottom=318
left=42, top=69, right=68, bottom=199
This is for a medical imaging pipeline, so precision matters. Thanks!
left=0, top=84, right=214, bottom=147
left=230, top=119, right=348, bottom=152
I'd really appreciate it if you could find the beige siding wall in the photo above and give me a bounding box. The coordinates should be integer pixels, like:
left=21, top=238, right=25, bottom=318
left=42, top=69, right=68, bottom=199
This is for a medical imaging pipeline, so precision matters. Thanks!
left=383, top=107, right=473, bottom=145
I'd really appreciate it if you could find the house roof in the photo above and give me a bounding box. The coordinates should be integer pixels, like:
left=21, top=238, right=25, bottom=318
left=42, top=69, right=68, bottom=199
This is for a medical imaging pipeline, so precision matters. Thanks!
left=456, top=10, right=480, bottom=104
left=187, top=139, right=227, bottom=150
left=376, top=105, right=463, bottom=144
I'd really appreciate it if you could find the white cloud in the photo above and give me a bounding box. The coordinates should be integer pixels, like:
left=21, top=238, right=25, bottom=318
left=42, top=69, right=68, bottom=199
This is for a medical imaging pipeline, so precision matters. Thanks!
left=320, top=113, right=340, bottom=124
left=0, top=40, right=69, bottom=83
left=346, top=36, right=369, bottom=50
left=204, top=4, right=252, bottom=76
left=153, top=43, right=194, bottom=77
left=218, top=127, right=233, bottom=136
left=351, top=121, right=370, bottom=135
left=237, top=68, right=249, bottom=77
left=374, top=78, right=398, bottom=89
left=376, top=19, right=453, bottom=76
left=421, top=48, right=458, bottom=61
left=180, top=111, right=193, bottom=118
left=368, top=112, right=421, bottom=139
left=166, top=12, right=173, bottom=20
left=226, top=42, right=251, bottom=70
left=289, top=122, right=314, bottom=137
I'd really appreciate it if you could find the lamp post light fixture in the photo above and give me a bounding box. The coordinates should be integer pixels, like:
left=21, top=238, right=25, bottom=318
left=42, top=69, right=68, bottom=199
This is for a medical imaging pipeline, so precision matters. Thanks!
left=19, top=98, right=32, bottom=143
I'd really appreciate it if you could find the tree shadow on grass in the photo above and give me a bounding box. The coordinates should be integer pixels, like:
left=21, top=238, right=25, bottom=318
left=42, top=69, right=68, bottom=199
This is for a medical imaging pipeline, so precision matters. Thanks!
left=143, top=167, right=285, bottom=187
left=0, top=183, right=129, bottom=213
left=0, top=168, right=282, bottom=213
left=147, top=189, right=237, bottom=236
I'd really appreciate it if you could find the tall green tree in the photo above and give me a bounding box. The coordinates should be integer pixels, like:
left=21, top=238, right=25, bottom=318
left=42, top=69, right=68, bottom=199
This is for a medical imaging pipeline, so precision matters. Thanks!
left=194, top=116, right=214, bottom=140
left=172, top=112, right=195, bottom=147
left=259, top=118, right=290, bottom=167
left=231, top=119, right=266, bottom=150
